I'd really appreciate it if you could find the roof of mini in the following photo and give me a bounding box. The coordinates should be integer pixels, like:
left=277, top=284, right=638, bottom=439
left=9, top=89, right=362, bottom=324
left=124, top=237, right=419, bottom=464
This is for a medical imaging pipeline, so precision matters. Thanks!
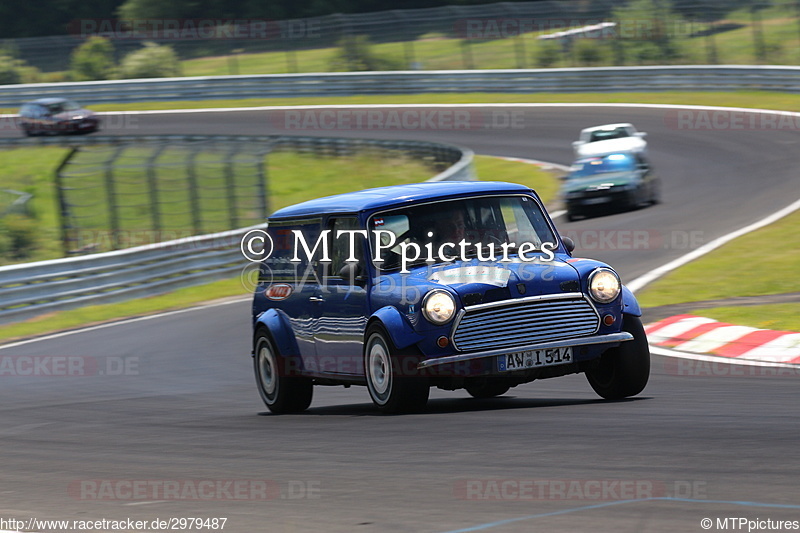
left=269, top=181, right=535, bottom=219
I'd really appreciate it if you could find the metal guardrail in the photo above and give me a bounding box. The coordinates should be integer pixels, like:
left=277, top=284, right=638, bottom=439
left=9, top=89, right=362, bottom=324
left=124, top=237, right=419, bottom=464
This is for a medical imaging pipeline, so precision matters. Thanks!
left=0, top=135, right=473, bottom=325
left=1, top=66, right=799, bottom=108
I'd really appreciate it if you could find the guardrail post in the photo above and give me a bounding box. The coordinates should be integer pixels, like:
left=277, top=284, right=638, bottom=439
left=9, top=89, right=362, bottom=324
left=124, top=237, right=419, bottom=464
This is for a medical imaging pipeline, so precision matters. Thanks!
left=750, top=6, right=767, bottom=63
left=54, top=147, right=79, bottom=256
left=185, top=144, right=203, bottom=236
left=224, top=143, right=242, bottom=229
left=104, top=144, right=127, bottom=251
left=146, top=144, right=167, bottom=236
left=285, top=49, right=298, bottom=73
left=256, top=145, right=271, bottom=218
left=514, top=36, right=526, bottom=69
left=797, top=0, right=800, bottom=63
left=460, top=40, right=474, bottom=69
left=705, top=21, right=719, bottom=65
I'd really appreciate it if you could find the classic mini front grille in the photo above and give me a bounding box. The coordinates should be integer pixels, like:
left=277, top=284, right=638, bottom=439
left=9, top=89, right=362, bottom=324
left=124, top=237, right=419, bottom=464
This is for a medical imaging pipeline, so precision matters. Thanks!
left=451, top=293, right=600, bottom=351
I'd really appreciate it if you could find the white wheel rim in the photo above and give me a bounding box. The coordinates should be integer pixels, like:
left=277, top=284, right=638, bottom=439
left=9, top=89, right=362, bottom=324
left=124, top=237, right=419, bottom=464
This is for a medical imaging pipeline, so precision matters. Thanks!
left=367, top=336, right=391, bottom=401
left=258, top=343, right=277, bottom=397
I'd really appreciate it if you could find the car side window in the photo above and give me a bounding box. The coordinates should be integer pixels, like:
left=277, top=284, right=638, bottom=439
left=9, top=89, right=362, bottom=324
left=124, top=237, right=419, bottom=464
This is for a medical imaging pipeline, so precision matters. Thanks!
left=328, top=217, right=363, bottom=279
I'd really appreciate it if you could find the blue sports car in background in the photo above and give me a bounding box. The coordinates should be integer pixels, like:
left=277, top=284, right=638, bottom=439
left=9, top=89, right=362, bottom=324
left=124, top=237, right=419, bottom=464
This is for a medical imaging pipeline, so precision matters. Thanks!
left=251, top=181, right=650, bottom=413
left=562, top=152, right=661, bottom=221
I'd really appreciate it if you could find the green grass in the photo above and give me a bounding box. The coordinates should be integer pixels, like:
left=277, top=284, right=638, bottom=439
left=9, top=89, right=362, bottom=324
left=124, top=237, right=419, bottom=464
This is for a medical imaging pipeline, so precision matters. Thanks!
left=0, top=154, right=556, bottom=343
left=27, top=4, right=800, bottom=81
left=268, top=150, right=431, bottom=211
left=637, top=209, right=800, bottom=308
left=0, top=147, right=72, bottom=262
left=473, top=154, right=559, bottom=205
left=0, top=147, right=434, bottom=264
left=173, top=12, right=800, bottom=77
left=693, top=303, right=800, bottom=333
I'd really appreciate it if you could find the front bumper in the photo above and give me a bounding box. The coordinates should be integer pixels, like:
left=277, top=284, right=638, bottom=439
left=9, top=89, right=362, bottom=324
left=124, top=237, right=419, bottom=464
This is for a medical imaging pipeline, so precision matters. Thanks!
left=566, top=190, right=633, bottom=208
left=417, top=332, right=633, bottom=370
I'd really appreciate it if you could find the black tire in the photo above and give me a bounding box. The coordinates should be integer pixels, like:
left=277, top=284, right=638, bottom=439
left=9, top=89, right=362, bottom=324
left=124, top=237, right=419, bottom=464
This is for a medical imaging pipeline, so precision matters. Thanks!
left=585, top=315, right=650, bottom=400
left=364, top=323, right=430, bottom=413
left=650, top=179, right=662, bottom=205
left=465, top=380, right=510, bottom=399
left=566, top=210, right=579, bottom=222
left=627, top=188, right=642, bottom=211
left=253, top=330, right=312, bottom=414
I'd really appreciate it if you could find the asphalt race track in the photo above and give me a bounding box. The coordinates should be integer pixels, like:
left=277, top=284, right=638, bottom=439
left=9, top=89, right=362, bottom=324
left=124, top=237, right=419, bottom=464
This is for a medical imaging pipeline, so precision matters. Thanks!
left=1, top=105, right=799, bottom=532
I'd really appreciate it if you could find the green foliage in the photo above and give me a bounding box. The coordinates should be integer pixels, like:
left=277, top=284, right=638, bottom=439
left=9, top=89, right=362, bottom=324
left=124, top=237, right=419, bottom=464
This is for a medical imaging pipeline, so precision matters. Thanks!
left=573, top=39, right=607, bottom=66
left=613, top=0, right=685, bottom=64
left=0, top=54, right=41, bottom=84
left=328, top=35, right=403, bottom=72
left=119, top=42, right=180, bottom=79
left=0, top=54, right=21, bottom=84
left=0, top=215, right=38, bottom=260
left=118, top=0, right=196, bottom=19
left=71, top=36, right=116, bottom=81
left=534, top=40, right=562, bottom=68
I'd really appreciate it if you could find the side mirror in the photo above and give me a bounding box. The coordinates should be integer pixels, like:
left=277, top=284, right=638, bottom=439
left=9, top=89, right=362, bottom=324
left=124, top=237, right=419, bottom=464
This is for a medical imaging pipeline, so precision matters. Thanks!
left=339, top=262, right=365, bottom=284
left=561, top=236, right=576, bottom=254
left=572, top=141, right=582, bottom=148
left=636, top=132, right=647, bottom=138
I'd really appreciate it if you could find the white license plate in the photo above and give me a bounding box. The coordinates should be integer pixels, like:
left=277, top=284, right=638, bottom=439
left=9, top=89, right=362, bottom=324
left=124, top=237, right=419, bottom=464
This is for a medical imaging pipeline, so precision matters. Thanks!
left=582, top=197, right=611, bottom=205
left=498, top=347, right=573, bottom=372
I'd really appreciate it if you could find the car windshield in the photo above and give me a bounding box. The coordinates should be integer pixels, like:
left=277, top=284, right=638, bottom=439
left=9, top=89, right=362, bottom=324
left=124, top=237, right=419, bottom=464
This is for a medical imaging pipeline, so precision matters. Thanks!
left=46, top=101, right=81, bottom=114
left=569, top=155, right=637, bottom=178
left=588, top=127, right=628, bottom=142
left=369, top=195, right=556, bottom=271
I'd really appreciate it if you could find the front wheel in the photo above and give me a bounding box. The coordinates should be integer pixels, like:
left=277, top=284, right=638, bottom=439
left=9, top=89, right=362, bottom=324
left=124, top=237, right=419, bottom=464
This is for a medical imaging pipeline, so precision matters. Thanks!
left=364, top=324, right=429, bottom=413
left=254, top=331, right=312, bottom=414
left=585, top=315, right=650, bottom=400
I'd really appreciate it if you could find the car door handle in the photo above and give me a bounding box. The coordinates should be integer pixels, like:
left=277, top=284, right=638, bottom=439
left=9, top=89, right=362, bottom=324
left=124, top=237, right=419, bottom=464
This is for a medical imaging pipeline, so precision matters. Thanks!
left=309, top=296, right=325, bottom=303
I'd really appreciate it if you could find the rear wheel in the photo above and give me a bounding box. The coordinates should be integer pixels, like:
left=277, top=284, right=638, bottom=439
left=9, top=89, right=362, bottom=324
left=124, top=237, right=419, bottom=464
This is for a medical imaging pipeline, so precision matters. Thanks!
left=650, top=179, right=662, bottom=205
left=585, top=315, right=650, bottom=400
left=364, top=324, right=429, bottom=413
left=254, top=331, right=312, bottom=414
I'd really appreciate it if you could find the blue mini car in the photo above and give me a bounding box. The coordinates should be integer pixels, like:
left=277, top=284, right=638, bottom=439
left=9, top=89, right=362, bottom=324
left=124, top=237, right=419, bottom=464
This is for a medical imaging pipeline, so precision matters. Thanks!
left=251, top=181, right=649, bottom=413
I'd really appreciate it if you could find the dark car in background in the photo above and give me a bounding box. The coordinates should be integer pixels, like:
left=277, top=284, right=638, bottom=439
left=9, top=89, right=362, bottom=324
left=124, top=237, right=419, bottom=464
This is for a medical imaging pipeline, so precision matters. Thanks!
left=18, top=98, right=100, bottom=136
left=562, top=152, right=661, bottom=221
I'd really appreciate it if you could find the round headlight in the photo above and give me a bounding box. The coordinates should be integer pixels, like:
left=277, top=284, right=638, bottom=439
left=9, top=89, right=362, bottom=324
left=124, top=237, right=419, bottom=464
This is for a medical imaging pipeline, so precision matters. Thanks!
left=588, top=268, right=621, bottom=304
left=422, top=290, right=456, bottom=325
